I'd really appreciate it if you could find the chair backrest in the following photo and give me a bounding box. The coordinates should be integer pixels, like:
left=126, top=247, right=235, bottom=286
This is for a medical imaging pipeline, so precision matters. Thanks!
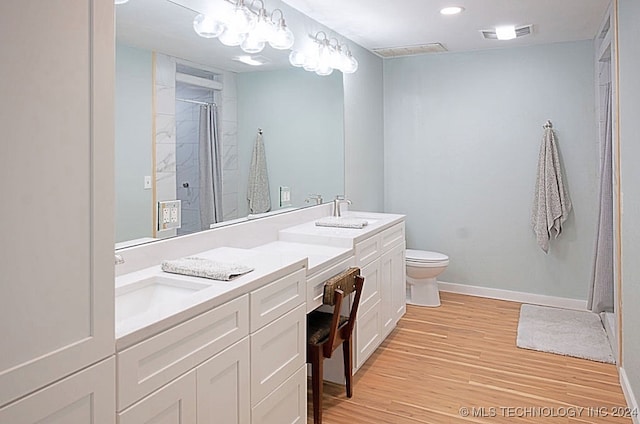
left=322, top=267, right=361, bottom=306
left=321, top=267, right=365, bottom=358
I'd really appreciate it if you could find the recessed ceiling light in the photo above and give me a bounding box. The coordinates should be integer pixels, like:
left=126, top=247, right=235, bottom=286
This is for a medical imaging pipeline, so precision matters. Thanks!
left=440, top=6, right=464, bottom=15
left=233, top=55, right=267, bottom=66
left=495, top=25, right=517, bottom=40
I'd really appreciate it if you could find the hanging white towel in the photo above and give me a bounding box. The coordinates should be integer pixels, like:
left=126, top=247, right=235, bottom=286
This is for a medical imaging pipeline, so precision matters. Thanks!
left=247, top=131, right=271, bottom=214
left=531, top=122, right=572, bottom=253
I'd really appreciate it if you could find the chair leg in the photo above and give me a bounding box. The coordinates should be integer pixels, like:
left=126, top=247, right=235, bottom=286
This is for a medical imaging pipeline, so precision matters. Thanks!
left=342, top=338, right=353, bottom=398
left=310, top=345, right=324, bottom=424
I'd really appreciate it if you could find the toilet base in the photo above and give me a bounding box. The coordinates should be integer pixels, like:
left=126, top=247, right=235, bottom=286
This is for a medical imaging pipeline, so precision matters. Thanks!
left=406, top=276, right=441, bottom=307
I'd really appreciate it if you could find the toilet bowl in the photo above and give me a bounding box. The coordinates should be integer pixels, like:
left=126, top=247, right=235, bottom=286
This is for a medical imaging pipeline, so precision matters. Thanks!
left=406, top=249, right=449, bottom=307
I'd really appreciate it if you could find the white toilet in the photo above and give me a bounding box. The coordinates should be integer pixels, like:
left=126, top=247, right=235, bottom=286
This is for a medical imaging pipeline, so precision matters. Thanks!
left=405, top=249, right=449, bottom=307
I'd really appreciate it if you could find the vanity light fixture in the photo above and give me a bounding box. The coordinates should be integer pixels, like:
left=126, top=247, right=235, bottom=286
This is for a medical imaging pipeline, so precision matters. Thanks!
left=440, top=6, right=464, bottom=15
left=495, top=25, right=517, bottom=40
left=191, top=0, right=295, bottom=55
left=289, top=31, right=358, bottom=75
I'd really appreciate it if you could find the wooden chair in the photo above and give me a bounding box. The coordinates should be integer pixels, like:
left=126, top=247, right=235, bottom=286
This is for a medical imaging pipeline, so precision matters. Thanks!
left=306, top=267, right=365, bottom=424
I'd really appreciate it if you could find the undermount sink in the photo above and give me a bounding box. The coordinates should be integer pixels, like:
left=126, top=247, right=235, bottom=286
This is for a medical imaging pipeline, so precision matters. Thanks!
left=116, top=276, right=211, bottom=323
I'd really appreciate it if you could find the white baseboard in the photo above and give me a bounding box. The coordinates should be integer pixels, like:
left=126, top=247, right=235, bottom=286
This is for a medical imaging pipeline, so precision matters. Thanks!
left=620, top=367, right=640, bottom=424
left=438, top=281, right=587, bottom=310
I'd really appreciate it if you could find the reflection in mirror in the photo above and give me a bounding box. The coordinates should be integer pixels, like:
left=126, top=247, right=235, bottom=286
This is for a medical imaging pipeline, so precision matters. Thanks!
left=114, top=0, right=345, bottom=246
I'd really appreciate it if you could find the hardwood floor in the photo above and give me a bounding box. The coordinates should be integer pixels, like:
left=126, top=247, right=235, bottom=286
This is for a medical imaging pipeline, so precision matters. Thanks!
left=308, top=292, right=631, bottom=423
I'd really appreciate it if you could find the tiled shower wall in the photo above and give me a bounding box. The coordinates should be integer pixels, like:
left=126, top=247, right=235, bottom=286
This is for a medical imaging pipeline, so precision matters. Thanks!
left=221, top=71, right=240, bottom=221
left=155, top=54, right=240, bottom=237
left=154, top=53, right=177, bottom=238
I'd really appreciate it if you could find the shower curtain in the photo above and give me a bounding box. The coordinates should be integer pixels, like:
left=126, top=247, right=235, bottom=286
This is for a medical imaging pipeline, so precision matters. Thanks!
left=198, top=104, right=223, bottom=229
left=588, top=82, right=614, bottom=313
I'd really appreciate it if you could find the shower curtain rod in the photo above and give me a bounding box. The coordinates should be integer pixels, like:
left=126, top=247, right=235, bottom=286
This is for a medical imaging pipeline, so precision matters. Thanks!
left=176, top=98, right=217, bottom=107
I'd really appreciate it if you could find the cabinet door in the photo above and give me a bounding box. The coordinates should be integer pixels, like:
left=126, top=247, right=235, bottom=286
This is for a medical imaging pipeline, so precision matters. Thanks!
left=0, top=0, right=115, bottom=407
left=251, top=365, right=306, bottom=424
left=355, top=300, right=381, bottom=369
left=0, top=357, right=115, bottom=424
left=197, top=338, right=250, bottom=424
left=390, top=243, right=407, bottom=323
left=359, top=260, right=381, bottom=316
left=380, top=249, right=395, bottom=338
left=250, top=305, right=306, bottom=406
left=381, top=242, right=407, bottom=336
left=118, top=370, right=196, bottom=424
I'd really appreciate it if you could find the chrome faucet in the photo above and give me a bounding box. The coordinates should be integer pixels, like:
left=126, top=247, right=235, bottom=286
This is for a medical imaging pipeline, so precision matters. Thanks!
left=333, top=195, right=352, bottom=217
left=115, top=254, right=125, bottom=265
left=305, top=194, right=323, bottom=205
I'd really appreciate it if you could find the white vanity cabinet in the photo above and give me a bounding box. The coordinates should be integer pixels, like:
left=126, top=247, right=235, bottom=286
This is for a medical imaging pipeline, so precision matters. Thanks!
left=250, top=269, right=307, bottom=424
left=354, top=222, right=406, bottom=369
left=114, top=267, right=307, bottom=424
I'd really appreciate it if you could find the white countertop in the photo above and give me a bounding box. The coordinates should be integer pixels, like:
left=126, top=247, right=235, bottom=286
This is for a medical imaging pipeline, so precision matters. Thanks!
left=115, top=247, right=306, bottom=350
left=114, top=211, right=405, bottom=351
left=251, top=241, right=352, bottom=276
left=278, top=211, right=405, bottom=247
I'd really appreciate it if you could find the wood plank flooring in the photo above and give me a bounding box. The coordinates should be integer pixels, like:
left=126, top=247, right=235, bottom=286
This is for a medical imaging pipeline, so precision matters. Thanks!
left=308, top=292, right=631, bottom=423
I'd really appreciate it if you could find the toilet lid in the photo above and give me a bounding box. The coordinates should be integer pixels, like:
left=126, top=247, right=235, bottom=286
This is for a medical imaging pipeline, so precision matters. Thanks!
left=406, top=249, right=449, bottom=263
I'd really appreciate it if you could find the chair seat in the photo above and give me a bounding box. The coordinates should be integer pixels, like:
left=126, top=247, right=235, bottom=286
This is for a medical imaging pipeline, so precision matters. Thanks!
left=307, top=311, right=348, bottom=345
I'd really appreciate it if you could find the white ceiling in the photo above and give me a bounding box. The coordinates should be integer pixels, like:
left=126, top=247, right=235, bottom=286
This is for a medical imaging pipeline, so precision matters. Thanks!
left=281, top=0, right=610, bottom=54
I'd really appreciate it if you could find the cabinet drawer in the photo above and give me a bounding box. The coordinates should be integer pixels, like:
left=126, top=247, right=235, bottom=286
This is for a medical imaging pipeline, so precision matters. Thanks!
left=118, top=370, right=196, bottom=424
left=117, top=295, right=249, bottom=410
left=355, top=300, right=381, bottom=369
left=0, top=358, right=115, bottom=424
left=355, top=235, right=381, bottom=267
left=250, top=269, right=306, bottom=332
left=250, top=304, right=306, bottom=406
left=359, top=260, right=381, bottom=315
left=306, top=256, right=355, bottom=312
left=251, top=365, right=306, bottom=424
left=380, top=223, right=405, bottom=252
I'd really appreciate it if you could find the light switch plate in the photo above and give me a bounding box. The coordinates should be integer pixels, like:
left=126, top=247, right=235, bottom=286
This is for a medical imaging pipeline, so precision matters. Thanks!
left=144, top=176, right=152, bottom=190
left=158, top=200, right=181, bottom=231
left=279, top=186, right=291, bottom=207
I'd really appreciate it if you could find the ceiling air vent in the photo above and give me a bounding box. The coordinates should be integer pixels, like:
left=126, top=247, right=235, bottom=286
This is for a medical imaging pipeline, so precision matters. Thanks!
left=373, top=43, right=447, bottom=58
left=480, top=25, right=533, bottom=40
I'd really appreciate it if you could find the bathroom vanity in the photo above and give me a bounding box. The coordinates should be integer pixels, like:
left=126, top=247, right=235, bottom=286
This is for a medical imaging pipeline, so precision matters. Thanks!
left=113, top=205, right=405, bottom=424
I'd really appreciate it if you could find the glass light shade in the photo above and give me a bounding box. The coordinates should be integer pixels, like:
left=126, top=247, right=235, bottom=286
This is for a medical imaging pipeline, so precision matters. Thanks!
left=227, top=4, right=255, bottom=34
left=303, top=55, right=319, bottom=71
left=193, top=14, right=225, bottom=38
left=316, top=63, right=333, bottom=76
left=253, top=12, right=274, bottom=42
left=218, top=29, right=246, bottom=46
left=241, top=34, right=265, bottom=54
left=289, top=50, right=306, bottom=67
left=328, top=47, right=343, bottom=70
left=268, top=20, right=294, bottom=50
left=342, top=53, right=358, bottom=74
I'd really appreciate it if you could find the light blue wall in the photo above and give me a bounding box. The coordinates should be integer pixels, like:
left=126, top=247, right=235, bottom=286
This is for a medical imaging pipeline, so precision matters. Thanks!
left=115, top=44, right=153, bottom=242
left=384, top=41, right=598, bottom=299
left=236, top=68, right=344, bottom=217
left=344, top=46, right=385, bottom=212
left=618, top=0, right=640, bottom=408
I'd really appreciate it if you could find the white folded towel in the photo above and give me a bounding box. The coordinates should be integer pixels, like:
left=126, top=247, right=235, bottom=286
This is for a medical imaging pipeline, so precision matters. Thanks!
left=161, top=257, right=254, bottom=281
left=315, top=217, right=369, bottom=229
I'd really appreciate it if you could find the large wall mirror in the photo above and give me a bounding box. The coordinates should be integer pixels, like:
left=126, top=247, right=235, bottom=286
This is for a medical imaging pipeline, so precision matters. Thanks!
left=115, top=0, right=345, bottom=247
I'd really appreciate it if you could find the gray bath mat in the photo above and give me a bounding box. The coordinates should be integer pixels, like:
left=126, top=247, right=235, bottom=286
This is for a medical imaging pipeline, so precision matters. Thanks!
left=516, top=304, right=614, bottom=364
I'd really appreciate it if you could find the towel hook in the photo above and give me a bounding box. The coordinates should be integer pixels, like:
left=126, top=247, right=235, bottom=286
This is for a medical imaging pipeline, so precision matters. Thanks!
left=543, top=120, right=553, bottom=129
